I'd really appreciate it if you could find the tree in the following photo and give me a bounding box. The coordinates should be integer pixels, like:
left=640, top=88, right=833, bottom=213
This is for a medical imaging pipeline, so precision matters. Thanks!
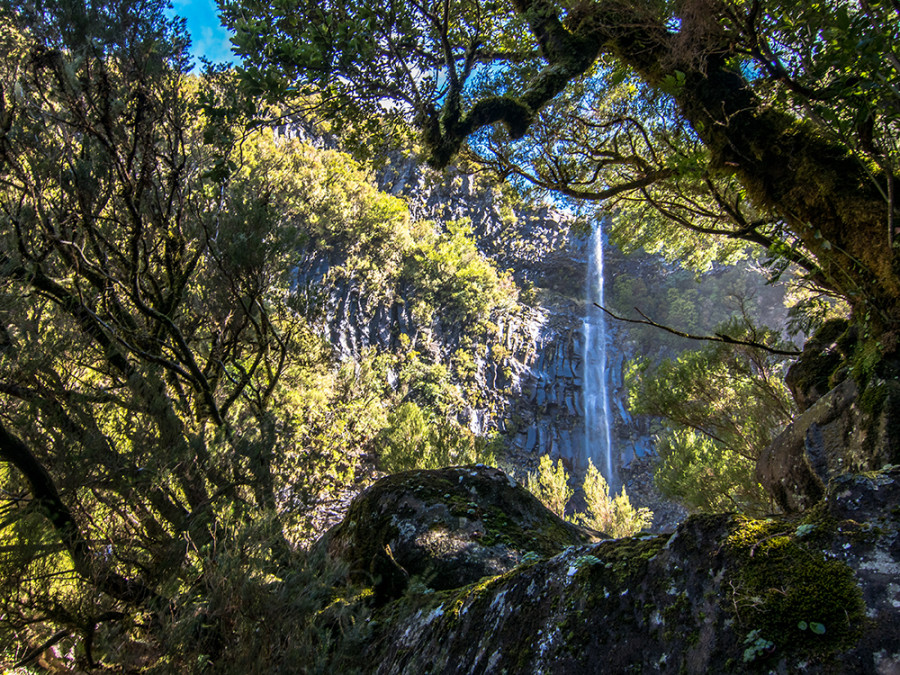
left=0, top=2, right=424, bottom=665
left=0, top=0, right=315, bottom=657
left=625, top=318, right=796, bottom=513
left=526, top=454, right=573, bottom=518
left=577, top=459, right=652, bottom=537
left=525, top=455, right=652, bottom=535
left=0, top=2, right=537, bottom=665
left=222, top=0, right=900, bottom=338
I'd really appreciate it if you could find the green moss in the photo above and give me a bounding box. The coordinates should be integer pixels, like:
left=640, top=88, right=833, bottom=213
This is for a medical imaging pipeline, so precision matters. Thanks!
left=479, top=502, right=581, bottom=557
left=441, top=565, right=525, bottom=624
left=724, top=516, right=866, bottom=662
left=662, top=592, right=690, bottom=626
left=850, top=339, right=884, bottom=389
left=596, top=535, right=667, bottom=584
left=858, top=378, right=900, bottom=422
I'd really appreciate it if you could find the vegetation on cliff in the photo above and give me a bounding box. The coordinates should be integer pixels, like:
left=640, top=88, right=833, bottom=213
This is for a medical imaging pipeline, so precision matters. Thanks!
left=0, top=3, right=508, bottom=668
left=526, top=454, right=652, bottom=536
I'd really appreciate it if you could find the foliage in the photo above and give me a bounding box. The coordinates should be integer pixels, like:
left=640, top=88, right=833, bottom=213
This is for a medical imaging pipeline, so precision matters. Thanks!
left=404, top=219, right=518, bottom=325
left=577, top=460, right=653, bottom=538
left=0, top=3, right=519, bottom=669
left=239, top=133, right=416, bottom=298
left=609, top=264, right=795, bottom=356
left=526, top=455, right=652, bottom=536
left=626, top=319, right=796, bottom=514
left=525, top=455, right=573, bottom=519
left=652, top=429, right=763, bottom=514
left=377, top=401, right=497, bottom=473
left=0, top=2, right=278, bottom=665
left=222, top=0, right=900, bottom=335
left=144, top=543, right=372, bottom=674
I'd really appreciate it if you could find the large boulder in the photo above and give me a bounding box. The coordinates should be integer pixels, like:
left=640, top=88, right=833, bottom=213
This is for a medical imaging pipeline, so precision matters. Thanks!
left=365, top=467, right=900, bottom=674
left=757, top=377, right=900, bottom=511
left=321, top=465, right=602, bottom=603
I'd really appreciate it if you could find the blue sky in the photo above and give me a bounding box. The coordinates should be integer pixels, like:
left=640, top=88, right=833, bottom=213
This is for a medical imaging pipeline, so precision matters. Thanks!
left=168, top=0, right=235, bottom=65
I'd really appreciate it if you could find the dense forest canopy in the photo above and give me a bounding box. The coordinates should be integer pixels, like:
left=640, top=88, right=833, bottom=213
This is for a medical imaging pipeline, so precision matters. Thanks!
left=0, top=2, right=515, bottom=667
left=223, top=0, right=900, bottom=336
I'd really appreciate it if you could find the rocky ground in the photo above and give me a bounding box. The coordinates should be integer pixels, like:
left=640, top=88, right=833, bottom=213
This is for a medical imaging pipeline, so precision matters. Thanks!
left=326, top=464, right=900, bottom=674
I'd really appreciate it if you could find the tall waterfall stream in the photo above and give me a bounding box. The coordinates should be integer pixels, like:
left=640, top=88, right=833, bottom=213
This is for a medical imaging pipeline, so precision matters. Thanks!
left=582, top=223, right=615, bottom=489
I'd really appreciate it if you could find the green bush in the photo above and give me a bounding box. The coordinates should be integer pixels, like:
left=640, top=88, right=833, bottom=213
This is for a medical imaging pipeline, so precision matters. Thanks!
left=525, top=455, right=573, bottom=519
left=626, top=320, right=794, bottom=514
left=577, top=460, right=653, bottom=537
left=377, top=401, right=497, bottom=473
left=404, top=220, right=517, bottom=325
left=525, top=456, right=652, bottom=536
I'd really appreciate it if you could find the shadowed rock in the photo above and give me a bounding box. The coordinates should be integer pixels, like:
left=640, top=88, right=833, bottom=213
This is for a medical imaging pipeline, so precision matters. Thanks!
left=757, top=377, right=900, bottom=511
left=360, top=467, right=900, bottom=674
left=321, top=465, right=602, bottom=604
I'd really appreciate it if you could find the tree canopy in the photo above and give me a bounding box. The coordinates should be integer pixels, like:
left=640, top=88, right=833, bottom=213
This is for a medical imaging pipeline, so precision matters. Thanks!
left=223, top=0, right=900, bottom=336
left=625, top=317, right=795, bottom=514
left=0, top=1, right=513, bottom=666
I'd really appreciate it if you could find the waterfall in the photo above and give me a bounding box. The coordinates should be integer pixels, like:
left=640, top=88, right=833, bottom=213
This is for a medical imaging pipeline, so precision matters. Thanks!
left=583, top=222, right=615, bottom=488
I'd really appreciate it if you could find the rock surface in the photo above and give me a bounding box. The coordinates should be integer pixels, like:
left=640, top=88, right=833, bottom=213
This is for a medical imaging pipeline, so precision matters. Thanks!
left=321, top=466, right=602, bottom=604
left=341, top=466, right=900, bottom=674
left=375, top=158, right=651, bottom=476
left=784, top=319, right=854, bottom=413
left=757, top=377, right=900, bottom=511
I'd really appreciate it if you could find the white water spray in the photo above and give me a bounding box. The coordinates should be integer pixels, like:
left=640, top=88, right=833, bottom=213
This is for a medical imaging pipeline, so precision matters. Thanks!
left=582, top=222, right=615, bottom=488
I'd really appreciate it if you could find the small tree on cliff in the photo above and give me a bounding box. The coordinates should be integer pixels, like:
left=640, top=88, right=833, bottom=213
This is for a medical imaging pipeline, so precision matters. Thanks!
left=222, top=0, right=900, bottom=342
left=526, top=454, right=573, bottom=518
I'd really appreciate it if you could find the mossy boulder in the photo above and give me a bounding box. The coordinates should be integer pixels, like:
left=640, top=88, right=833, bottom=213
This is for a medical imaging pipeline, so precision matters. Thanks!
left=362, top=467, right=900, bottom=674
left=757, top=377, right=900, bottom=512
left=320, top=465, right=602, bottom=603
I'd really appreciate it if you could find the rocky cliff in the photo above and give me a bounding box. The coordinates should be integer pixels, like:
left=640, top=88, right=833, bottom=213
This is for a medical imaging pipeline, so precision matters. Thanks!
left=295, top=149, right=657, bottom=484
left=289, top=139, right=790, bottom=530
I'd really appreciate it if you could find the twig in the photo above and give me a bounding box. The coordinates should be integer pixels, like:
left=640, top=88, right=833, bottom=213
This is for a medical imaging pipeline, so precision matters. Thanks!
left=594, top=304, right=801, bottom=356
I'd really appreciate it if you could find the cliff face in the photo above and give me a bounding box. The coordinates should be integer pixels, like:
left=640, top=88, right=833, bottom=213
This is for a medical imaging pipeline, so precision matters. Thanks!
left=326, top=465, right=900, bottom=674
left=294, top=147, right=788, bottom=531
left=298, top=151, right=654, bottom=486
left=377, top=157, right=646, bottom=473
